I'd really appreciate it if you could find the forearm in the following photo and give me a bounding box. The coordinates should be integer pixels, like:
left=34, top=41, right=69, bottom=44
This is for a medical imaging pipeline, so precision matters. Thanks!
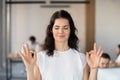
left=26, top=68, right=35, bottom=80
left=89, top=68, right=98, bottom=80
left=83, top=64, right=90, bottom=80
left=25, top=65, right=41, bottom=80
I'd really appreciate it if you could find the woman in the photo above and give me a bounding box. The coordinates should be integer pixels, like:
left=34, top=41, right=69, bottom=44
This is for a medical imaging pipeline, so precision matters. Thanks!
left=20, top=10, right=102, bottom=80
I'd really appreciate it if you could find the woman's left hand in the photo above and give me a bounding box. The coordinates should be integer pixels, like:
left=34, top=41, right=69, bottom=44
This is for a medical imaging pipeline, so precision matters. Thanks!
left=86, top=43, right=103, bottom=69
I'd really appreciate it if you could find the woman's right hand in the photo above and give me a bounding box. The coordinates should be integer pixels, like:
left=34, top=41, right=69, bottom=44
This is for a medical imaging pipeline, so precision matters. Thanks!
left=19, top=44, right=37, bottom=70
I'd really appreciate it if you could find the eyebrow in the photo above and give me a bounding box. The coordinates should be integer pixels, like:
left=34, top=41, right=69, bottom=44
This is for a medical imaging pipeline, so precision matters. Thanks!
left=54, top=25, right=70, bottom=27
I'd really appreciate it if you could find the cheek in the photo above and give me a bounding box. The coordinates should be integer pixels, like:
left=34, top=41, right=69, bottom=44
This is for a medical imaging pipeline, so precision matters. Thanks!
left=99, top=62, right=102, bottom=66
left=99, top=61, right=103, bottom=66
left=52, top=29, right=56, bottom=36
left=52, top=32, right=56, bottom=38
left=52, top=32, right=59, bottom=40
left=67, top=32, right=70, bottom=37
left=66, top=30, right=70, bottom=37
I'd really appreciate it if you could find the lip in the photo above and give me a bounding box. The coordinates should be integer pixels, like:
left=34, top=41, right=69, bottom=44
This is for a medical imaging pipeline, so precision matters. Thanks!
left=58, top=35, right=65, bottom=37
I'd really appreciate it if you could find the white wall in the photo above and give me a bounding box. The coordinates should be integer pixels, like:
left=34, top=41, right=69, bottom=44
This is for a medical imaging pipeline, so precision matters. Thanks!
left=10, top=4, right=87, bottom=53
left=96, top=0, right=120, bottom=60
left=0, top=0, right=3, bottom=69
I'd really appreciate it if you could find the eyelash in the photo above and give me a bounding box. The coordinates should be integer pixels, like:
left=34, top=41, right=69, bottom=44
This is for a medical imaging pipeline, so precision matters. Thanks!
left=54, top=27, right=69, bottom=30
left=55, top=27, right=59, bottom=30
left=64, top=27, right=69, bottom=29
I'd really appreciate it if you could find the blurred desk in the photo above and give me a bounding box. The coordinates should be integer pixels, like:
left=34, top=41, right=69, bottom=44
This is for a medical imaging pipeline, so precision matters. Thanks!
left=6, top=53, right=25, bottom=80
left=97, top=68, right=120, bottom=80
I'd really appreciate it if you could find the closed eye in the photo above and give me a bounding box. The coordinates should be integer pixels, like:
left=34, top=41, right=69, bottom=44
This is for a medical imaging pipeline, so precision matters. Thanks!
left=64, top=25, right=70, bottom=29
left=54, top=25, right=60, bottom=30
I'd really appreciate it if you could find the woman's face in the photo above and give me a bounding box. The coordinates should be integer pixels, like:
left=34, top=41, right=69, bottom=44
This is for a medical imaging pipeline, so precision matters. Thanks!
left=52, top=18, right=70, bottom=43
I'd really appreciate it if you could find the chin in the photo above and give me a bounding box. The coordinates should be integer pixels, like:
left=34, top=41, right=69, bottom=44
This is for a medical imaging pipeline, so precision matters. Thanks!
left=56, top=40, right=67, bottom=43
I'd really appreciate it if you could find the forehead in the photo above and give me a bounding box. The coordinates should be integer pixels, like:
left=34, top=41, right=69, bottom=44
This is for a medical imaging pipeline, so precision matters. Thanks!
left=100, top=57, right=109, bottom=63
left=54, top=18, right=69, bottom=26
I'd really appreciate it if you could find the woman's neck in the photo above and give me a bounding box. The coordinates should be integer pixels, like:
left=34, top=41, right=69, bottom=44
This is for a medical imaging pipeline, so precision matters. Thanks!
left=55, top=42, right=69, bottom=51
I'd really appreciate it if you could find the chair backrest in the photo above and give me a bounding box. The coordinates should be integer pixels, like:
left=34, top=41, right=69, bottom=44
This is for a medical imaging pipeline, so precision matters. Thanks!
left=97, top=68, right=120, bottom=80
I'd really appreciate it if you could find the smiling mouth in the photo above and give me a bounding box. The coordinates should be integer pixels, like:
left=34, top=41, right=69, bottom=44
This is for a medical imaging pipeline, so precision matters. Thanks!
left=58, top=35, right=65, bottom=37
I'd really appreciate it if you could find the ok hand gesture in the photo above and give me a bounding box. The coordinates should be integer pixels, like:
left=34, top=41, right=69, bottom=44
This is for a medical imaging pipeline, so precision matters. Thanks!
left=19, top=44, right=37, bottom=70
left=86, top=43, right=103, bottom=69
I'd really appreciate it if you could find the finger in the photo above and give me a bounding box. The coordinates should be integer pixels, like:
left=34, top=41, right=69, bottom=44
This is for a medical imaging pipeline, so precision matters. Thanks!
left=86, top=52, right=90, bottom=61
left=19, top=52, right=29, bottom=67
left=99, top=50, right=103, bottom=57
left=25, top=43, right=29, bottom=54
left=34, top=51, right=37, bottom=58
left=29, top=50, right=36, bottom=58
left=89, top=50, right=94, bottom=54
left=20, top=46, right=24, bottom=54
left=33, top=51, right=37, bottom=62
left=19, top=49, right=25, bottom=56
left=19, top=51, right=23, bottom=58
left=19, top=51, right=25, bottom=61
left=29, top=50, right=33, bottom=58
left=23, top=45, right=27, bottom=55
left=97, top=46, right=102, bottom=55
left=94, top=43, right=97, bottom=53
left=86, top=52, right=93, bottom=67
left=23, top=44, right=29, bottom=55
left=29, top=51, right=37, bottom=64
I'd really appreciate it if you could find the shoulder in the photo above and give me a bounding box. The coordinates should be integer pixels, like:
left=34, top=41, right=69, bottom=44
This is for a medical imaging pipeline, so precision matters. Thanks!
left=71, top=49, right=85, bottom=57
left=71, top=49, right=86, bottom=67
left=37, top=50, right=47, bottom=58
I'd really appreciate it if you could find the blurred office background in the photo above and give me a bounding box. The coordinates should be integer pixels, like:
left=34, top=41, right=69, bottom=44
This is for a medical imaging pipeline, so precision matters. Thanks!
left=0, top=0, right=120, bottom=80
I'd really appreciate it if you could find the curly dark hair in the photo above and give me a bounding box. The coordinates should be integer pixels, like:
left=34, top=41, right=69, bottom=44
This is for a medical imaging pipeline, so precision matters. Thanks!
left=42, top=10, right=79, bottom=56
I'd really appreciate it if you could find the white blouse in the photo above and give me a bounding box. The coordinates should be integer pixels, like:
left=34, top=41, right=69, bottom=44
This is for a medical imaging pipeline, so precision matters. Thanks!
left=37, top=48, right=86, bottom=80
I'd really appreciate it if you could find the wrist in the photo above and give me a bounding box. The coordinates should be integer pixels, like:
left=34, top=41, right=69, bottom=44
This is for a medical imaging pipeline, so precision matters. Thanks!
left=26, top=66, right=34, bottom=72
left=90, top=66, right=98, bottom=70
left=90, top=67, right=98, bottom=75
left=26, top=67, right=34, bottom=80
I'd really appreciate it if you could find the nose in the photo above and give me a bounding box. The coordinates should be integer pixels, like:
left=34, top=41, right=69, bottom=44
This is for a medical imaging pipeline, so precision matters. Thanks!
left=103, top=64, right=107, bottom=68
left=59, top=28, right=64, bottom=33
